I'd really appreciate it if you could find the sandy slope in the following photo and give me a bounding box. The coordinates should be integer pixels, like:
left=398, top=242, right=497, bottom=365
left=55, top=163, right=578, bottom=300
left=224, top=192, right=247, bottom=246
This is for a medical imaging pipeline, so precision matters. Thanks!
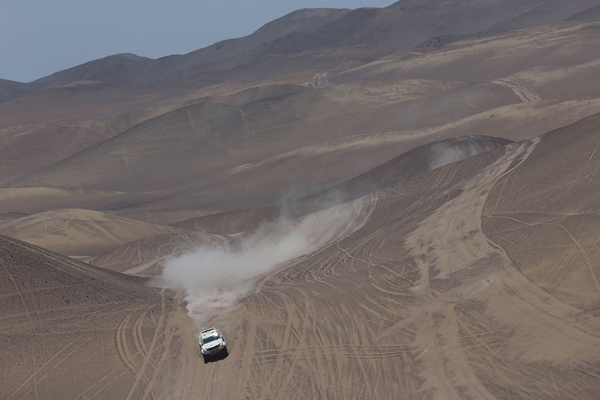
left=0, top=235, right=191, bottom=400
left=482, top=113, right=600, bottom=310
left=0, top=209, right=183, bottom=257
left=3, top=118, right=600, bottom=400
left=116, top=207, right=238, bottom=225
left=5, top=78, right=521, bottom=198
left=6, top=21, right=600, bottom=214
left=100, top=136, right=509, bottom=278
left=0, top=186, right=159, bottom=215
left=179, top=116, right=600, bottom=399
left=92, top=231, right=238, bottom=277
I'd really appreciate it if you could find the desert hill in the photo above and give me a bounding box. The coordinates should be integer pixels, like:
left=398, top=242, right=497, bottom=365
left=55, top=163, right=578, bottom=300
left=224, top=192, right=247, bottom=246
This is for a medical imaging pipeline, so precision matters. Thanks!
left=484, top=0, right=600, bottom=33
left=92, top=231, right=239, bottom=277
left=171, top=135, right=510, bottom=233
left=5, top=18, right=600, bottom=208
left=0, top=209, right=183, bottom=257
left=0, top=186, right=159, bottom=215
left=0, top=79, right=26, bottom=102
left=482, top=113, right=600, bottom=308
left=3, top=12, right=600, bottom=199
left=94, top=135, right=510, bottom=279
left=2, top=77, right=529, bottom=195
left=171, top=207, right=280, bottom=235
left=4, top=113, right=600, bottom=397
left=26, top=53, right=152, bottom=91
left=0, top=234, right=194, bottom=400
left=568, top=4, right=600, bottom=20
left=3, top=1, right=600, bottom=398
left=183, top=114, right=600, bottom=399
left=4, top=0, right=600, bottom=101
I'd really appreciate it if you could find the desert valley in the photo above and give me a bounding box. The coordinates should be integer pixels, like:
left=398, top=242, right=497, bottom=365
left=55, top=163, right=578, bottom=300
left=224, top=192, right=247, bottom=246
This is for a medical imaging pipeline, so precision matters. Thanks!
left=3, top=1, right=600, bottom=398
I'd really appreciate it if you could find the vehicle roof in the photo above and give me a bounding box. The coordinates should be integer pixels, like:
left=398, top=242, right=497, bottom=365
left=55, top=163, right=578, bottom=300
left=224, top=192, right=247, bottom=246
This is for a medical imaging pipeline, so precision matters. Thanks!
left=200, top=327, right=219, bottom=337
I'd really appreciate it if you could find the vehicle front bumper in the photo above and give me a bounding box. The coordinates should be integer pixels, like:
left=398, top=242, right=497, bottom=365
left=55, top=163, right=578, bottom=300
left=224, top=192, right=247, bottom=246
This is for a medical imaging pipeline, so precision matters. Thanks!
left=201, top=343, right=226, bottom=355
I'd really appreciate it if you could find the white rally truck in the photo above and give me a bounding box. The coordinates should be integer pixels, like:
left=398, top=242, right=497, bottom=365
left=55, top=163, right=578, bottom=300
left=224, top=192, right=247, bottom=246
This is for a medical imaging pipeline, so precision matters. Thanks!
left=199, top=327, right=228, bottom=363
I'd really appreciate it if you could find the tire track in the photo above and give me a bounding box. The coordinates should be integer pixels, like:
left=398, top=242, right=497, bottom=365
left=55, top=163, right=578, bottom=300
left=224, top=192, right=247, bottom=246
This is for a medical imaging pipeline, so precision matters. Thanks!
left=302, top=72, right=335, bottom=89
left=116, top=310, right=143, bottom=376
left=75, top=361, right=130, bottom=400
left=492, top=78, right=541, bottom=102
left=125, top=290, right=166, bottom=400
left=133, top=307, right=159, bottom=371
left=403, top=140, right=540, bottom=399
left=115, top=306, right=163, bottom=399
left=6, top=334, right=89, bottom=400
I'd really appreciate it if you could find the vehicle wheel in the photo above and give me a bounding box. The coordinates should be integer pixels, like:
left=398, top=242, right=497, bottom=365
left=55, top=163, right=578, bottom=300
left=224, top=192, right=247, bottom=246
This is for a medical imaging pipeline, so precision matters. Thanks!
left=203, top=355, right=208, bottom=364
left=222, top=346, right=229, bottom=356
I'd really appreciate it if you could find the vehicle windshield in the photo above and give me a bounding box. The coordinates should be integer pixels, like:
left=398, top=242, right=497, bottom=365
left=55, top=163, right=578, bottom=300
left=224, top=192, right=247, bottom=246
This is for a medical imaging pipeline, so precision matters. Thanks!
left=202, top=334, right=220, bottom=344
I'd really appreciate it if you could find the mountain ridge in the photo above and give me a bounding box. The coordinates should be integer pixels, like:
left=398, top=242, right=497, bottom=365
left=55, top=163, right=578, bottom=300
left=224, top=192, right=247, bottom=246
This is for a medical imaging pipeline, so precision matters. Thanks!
left=5, top=0, right=600, bottom=101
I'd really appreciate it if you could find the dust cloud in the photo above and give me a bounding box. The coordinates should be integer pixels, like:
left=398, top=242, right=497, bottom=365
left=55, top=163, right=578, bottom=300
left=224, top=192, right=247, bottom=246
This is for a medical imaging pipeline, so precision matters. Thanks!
left=157, top=197, right=372, bottom=333
left=160, top=227, right=311, bottom=330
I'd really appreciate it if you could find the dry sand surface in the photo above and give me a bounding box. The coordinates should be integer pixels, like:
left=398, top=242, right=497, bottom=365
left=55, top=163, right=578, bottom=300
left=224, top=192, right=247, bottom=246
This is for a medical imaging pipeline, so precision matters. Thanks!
left=0, top=209, right=184, bottom=257
left=0, top=235, right=190, bottom=400
left=92, top=231, right=238, bottom=277
left=4, top=120, right=600, bottom=398
left=3, top=2, right=600, bottom=399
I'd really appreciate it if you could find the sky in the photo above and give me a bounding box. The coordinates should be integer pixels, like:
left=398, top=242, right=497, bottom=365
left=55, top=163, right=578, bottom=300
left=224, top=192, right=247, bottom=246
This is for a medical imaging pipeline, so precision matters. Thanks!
left=1, top=0, right=394, bottom=83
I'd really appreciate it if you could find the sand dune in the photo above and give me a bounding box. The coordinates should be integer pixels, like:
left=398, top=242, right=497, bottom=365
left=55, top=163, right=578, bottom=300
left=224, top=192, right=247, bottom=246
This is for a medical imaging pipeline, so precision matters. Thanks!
left=287, top=135, right=512, bottom=215
left=0, top=235, right=192, bottom=400
left=142, top=135, right=510, bottom=233
left=8, top=78, right=518, bottom=194
left=116, top=207, right=238, bottom=225
left=0, top=211, right=27, bottom=224
left=0, top=186, right=156, bottom=215
left=0, top=209, right=183, bottom=257
left=96, top=135, right=511, bottom=278
left=97, top=136, right=508, bottom=282
left=181, top=115, right=600, bottom=399
left=92, top=231, right=239, bottom=277
left=5, top=115, right=600, bottom=397
left=482, top=113, right=600, bottom=308
left=171, top=208, right=280, bottom=235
